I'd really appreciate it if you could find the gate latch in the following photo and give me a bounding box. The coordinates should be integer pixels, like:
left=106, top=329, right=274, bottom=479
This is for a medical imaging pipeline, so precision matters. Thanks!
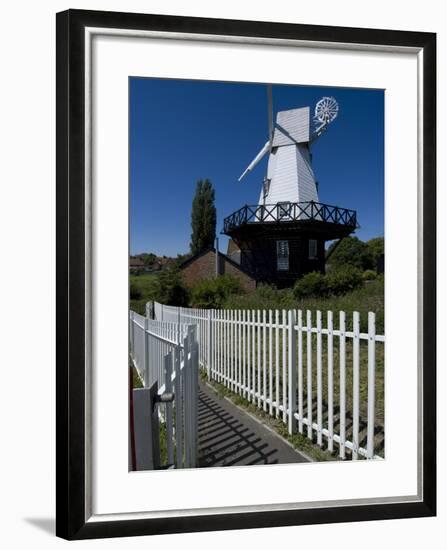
left=154, top=392, right=175, bottom=405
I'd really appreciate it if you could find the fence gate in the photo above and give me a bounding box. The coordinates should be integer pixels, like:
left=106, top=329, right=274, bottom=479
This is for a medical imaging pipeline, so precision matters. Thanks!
left=129, top=312, right=199, bottom=470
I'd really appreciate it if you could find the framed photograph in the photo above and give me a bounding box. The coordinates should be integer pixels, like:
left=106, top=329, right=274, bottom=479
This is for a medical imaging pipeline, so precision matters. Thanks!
left=56, top=9, right=436, bottom=540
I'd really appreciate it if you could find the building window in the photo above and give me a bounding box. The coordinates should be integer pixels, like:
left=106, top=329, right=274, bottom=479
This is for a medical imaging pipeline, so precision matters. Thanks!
left=277, top=201, right=291, bottom=220
left=277, top=240, right=289, bottom=271
left=309, top=239, right=318, bottom=260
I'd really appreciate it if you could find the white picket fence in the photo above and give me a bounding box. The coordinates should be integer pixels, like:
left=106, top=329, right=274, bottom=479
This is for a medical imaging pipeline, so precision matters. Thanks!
left=152, top=302, right=385, bottom=460
left=129, top=310, right=199, bottom=468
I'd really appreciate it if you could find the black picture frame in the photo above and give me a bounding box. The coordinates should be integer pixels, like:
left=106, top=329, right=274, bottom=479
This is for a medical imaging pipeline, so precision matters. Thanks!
left=56, top=9, right=436, bottom=540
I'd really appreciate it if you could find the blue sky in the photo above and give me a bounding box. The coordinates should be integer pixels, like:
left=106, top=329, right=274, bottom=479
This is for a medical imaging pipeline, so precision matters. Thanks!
left=130, top=78, right=384, bottom=256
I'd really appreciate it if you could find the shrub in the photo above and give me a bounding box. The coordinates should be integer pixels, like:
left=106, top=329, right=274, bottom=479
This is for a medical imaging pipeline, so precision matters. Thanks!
left=130, top=283, right=142, bottom=300
left=293, top=272, right=328, bottom=299
left=255, top=284, right=279, bottom=301
left=190, top=275, right=243, bottom=308
left=157, top=267, right=189, bottom=306
left=362, top=269, right=377, bottom=281
left=326, top=236, right=374, bottom=271
left=366, top=237, right=384, bottom=266
left=326, top=266, right=363, bottom=295
left=130, top=299, right=147, bottom=315
left=223, top=285, right=295, bottom=310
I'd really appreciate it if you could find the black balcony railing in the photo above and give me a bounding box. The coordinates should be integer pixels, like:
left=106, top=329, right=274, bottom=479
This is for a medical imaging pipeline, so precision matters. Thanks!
left=223, top=201, right=357, bottom=234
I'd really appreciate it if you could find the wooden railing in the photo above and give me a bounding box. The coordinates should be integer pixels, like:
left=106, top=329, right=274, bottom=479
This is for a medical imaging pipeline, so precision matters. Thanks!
left=223, top=201, right=357, bottom=234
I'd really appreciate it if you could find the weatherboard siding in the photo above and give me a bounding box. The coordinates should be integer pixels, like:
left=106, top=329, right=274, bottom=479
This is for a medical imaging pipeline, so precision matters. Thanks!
left=259, top=144, right=319, bottom=207
left=263, top=145, right=299, bottom=204
left=296, top=144, right=319, bottom=203
left=272, top=106, right=310, bottom=147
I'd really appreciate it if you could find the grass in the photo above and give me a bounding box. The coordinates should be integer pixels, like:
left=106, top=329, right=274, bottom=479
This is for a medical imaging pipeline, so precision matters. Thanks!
left=130, top=273, right=159, bottom=295
left=224, top=276, right=384, bottom=334
left=158, top=422, right=169, bottom=468
left=131, top=364, right=143, bottom=389
left=130, top=273, right=160, bottom=314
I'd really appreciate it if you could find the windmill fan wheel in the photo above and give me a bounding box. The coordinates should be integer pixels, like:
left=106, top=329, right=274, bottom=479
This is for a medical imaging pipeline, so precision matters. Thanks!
left=314, top=96, right=339, bottom=125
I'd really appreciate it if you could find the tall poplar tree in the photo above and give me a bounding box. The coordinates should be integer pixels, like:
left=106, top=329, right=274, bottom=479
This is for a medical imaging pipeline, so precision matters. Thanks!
left=190, top=178, right=216, bottom=255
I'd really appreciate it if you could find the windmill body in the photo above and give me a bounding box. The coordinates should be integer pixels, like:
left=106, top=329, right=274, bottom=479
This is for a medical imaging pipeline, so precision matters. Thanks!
left=258, top=106, right=319, bottom=207
left=222, top=93, right=357, bottom=288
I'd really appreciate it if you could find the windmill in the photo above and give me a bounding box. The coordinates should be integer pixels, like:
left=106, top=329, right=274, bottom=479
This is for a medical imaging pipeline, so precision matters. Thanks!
left=238, top=88, right=339, bottom=209
left=222, top=87, right=357, bottom=288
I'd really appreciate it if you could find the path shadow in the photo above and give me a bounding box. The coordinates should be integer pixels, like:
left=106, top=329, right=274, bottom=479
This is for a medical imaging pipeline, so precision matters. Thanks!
left=198, top=388, right=278, bottom=467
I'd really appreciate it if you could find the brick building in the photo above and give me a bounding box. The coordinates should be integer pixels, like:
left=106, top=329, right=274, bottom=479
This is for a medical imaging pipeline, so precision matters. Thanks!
left=180, top=247, right=256, bottom=292
left=129, top=257, right=145, bottom=272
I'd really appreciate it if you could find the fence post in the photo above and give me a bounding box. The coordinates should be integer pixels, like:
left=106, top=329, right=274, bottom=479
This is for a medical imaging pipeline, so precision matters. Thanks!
left=257, top=310, right=262, bottom=409
left=352, top=311, right=360, bottom=459
left=275, top=309, right=280, bottom=418
left=297, top=309, right=303, bottom=433
left=306, top=310, right=313, bottom=440
left=191, top=326, right=199, bottom=468
left=130, top=311, right=135, bottom=359
left=316, top=310, right=323, bottom=446
left=282, top=309, right=287, bottom=423
left=144, top=317, right=149, bottom=387
left=145, top=301, right=154, bottom=320
left=242, top=310, right=246, bottom=398
left=238, top=309, right=242, bottom=395
left=288, top=309, right=297, bottom=434
left=247, top=310, right=251, bottom=401
left=207, top=309, right=212, bottom=380
left=339, top=311, right=346, bottom=459
left=164, top=353, right=174, bottom=466
left=269, top=309, right=273, bottom=415
left=327, top=311, right=334, bottom=452
left=263, top=309, right=267, bottom=411
left=367, top=312, right=376, bottom=459
left=183, top=329, right=192, bottom=468
left=174, top=347, right=183, bottom=468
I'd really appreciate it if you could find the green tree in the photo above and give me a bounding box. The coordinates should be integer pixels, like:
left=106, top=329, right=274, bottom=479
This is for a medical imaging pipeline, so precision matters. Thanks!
left=157, top=267, right=189, bottom=306
left=326, top=236, right=374, bottom=271
left=141, top=252, right=157, bottom=267
left=190, top=275, right=243, bottom=308
left=190, top=179, right=216, bottom=255
left=366, top=237, right=384, bottom=267
left=293, top=272, right=328, bottom=299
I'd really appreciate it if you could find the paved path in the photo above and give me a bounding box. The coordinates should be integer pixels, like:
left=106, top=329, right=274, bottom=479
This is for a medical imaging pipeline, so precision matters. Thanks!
left=198, top=382, right=309, bottom=467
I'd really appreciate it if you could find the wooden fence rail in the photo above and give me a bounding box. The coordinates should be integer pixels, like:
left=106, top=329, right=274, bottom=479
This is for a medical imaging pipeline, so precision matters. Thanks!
left=152, top=302, right=385, bottom=460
